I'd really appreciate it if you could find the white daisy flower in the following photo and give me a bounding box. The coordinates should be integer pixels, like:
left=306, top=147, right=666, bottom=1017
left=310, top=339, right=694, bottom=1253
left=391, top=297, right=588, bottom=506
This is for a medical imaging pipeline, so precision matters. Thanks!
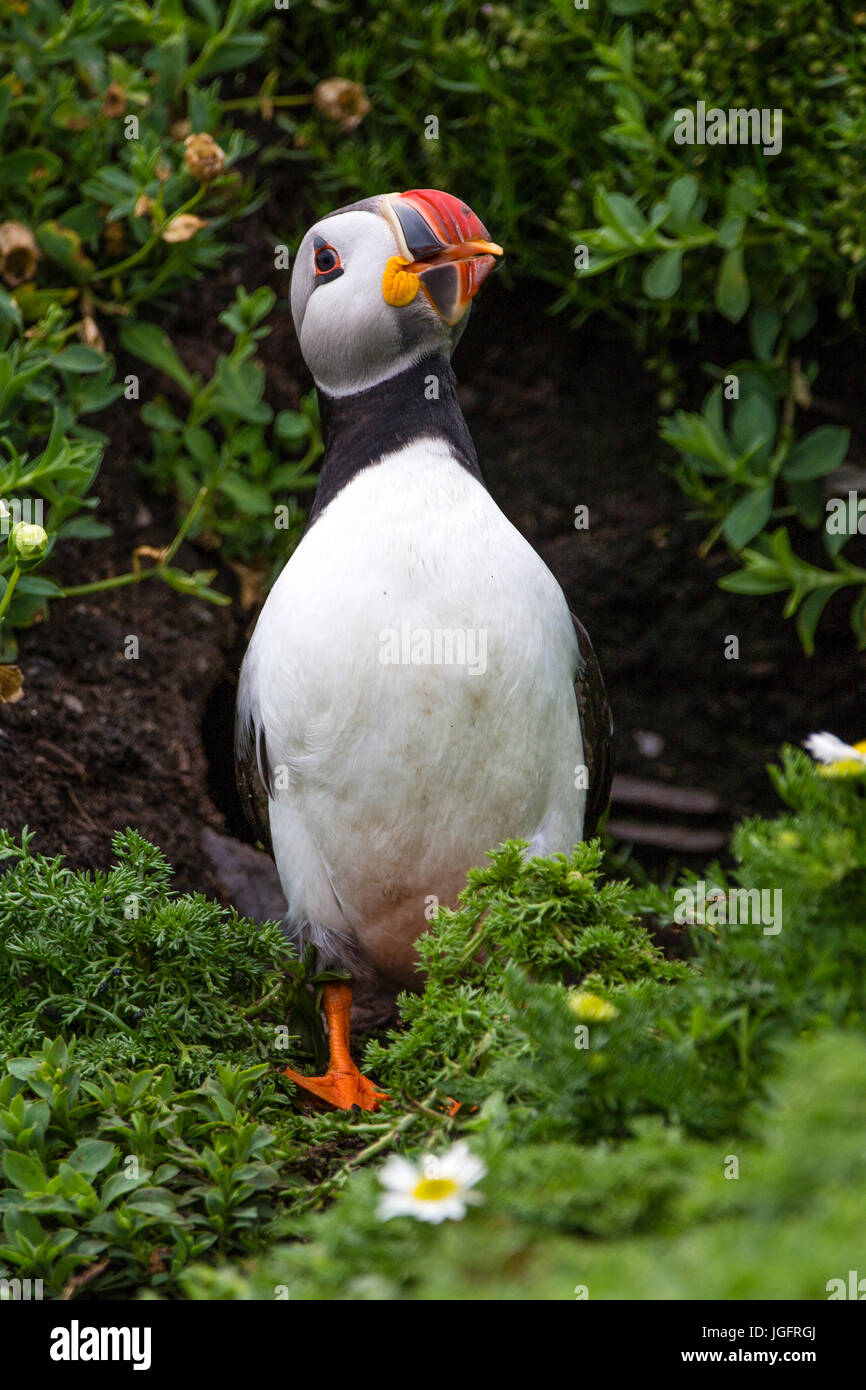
left=377, top=1141, right=486, bottom=1224
left=803, top=731, right=866, bottom=777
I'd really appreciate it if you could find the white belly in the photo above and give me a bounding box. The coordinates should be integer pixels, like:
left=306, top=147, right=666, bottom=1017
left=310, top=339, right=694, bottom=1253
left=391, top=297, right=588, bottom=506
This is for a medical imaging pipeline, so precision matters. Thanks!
left=239, top=439, right=584, bottom=985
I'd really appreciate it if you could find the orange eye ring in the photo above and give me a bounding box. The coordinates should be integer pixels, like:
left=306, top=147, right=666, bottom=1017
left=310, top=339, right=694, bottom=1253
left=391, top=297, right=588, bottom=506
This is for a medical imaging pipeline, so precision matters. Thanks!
left=313, top=238, right=342, bottom=283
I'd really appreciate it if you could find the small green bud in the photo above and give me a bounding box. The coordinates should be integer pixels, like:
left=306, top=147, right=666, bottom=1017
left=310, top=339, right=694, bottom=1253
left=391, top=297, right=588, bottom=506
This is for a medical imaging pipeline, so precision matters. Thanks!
left=8, top=521, right=48, bottom=562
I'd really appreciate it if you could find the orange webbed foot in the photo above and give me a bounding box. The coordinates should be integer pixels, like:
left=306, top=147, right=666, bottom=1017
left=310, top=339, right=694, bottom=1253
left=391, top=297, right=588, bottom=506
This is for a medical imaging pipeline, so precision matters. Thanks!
left=282, top=1063, right=389, bottom=1112
left=282, top=980, right=389, bottom=1112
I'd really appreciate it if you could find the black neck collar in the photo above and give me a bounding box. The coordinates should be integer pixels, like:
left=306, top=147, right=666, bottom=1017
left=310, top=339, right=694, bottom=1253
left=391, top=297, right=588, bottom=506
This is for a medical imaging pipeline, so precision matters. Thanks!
left=306, top=352, right=483, bottom=526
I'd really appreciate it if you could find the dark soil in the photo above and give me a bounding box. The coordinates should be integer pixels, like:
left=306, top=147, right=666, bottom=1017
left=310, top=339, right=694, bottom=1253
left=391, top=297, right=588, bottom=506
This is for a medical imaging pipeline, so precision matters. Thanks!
left=2, top=174, right=864, bottom=905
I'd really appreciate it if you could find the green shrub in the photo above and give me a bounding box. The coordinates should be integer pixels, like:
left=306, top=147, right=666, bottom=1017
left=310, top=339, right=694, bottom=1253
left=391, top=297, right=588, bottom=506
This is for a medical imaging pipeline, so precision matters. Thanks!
left=3, top=745, right=866, bottom=1298
left=0, top=1040, right=293, bottom=1297
left=0, top=0, right=310, bottom=657
left=180, top=1032, right=866, bottom=1300
left=0, top=0, right=269, bottom=323
left=0, top=827, right=303, bottom=1075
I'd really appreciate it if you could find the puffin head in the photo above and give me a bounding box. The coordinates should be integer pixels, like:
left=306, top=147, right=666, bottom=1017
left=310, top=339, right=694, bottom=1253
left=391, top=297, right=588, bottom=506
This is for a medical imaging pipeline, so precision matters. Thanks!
left=290, top=189, right=502, bottom=397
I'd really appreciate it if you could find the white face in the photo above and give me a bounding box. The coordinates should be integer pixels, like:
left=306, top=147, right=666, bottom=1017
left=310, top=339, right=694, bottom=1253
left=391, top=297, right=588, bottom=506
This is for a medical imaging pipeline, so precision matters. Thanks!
left=290, top=205, right=458, bottom=397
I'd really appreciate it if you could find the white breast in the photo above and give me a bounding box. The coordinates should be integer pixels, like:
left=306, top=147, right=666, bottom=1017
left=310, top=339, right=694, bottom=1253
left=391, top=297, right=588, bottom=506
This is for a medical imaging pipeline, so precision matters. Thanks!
left=238, top=439, right=584, bottom=985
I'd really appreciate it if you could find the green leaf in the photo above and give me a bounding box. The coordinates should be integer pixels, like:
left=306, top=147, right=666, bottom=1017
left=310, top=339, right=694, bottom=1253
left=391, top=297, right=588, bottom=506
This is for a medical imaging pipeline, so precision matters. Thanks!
left=36, top=221, right=95, bottom=279
left=274, top=411, right=311, bottom=446
left=787, top=479, right=824, bottom=529
left=14, top=575, right=64, bottom=598
left=51, top=346, right=106, bottom=374
left=219, top=473, right=273, bottom=515
left=750, top=307, right=782, bottom=363
left=197, top=33, right=269, bottom=77
left=183, top=425, right=219, bottom=470
left=0, top=288, right=22, bottom=332
left=55, top=517, right=112, bottom=541
left=101, top=1170, right=148, bottom=1206
left=642, top=248, right=682, bottom=299
left=731, top=393, right=776, bottom=463
left=594, top=189, right=648, bottom=243
left=723, top=484, right=773, bottom=549
left=68, top=1140, right=116, bottom=1177
left=3, top=1150, right=48, bottom=1193
left=796, top=587, right=836, bottom=656
left=666, top=175, right=699, bottom=224
left=0, top=148, right=61, bottom=186
left=783, top=427, right=849, bottom=481
left=0, top=77, right=12, bottom=142
left=719, top=566, right=787, bottom=595
left=119, top=322, right=196, bottom=395
left=788, top=296, right=817, bottom=341
left=717, top=214, right=745, bottom=250
left=716, top=248, right=749, bottom=322
left=140, top=401, right=182, bottom=433
left=189, top=0, right=221, bottom=28
left=850, top=588, right=866, bottom=650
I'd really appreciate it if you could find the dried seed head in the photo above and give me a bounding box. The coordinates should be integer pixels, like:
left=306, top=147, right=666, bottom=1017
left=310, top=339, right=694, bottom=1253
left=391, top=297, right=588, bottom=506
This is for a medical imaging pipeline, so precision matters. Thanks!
left=0, top=221, right=39, bottom=287
left=313, top=78, right=372, bottom=133
left=79, top=314, right=105, bottom=354
left=183, top=132, right=226, bottom=183
left=101, top=82, right=127, bottom=117
left=161, top=213, right=209, bottom=244
left=103, top=220, right=125, bottom=257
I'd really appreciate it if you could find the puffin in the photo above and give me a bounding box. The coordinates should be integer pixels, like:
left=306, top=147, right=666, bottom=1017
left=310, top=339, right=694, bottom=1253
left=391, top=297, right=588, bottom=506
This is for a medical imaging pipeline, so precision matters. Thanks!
left=235, top=189, right=612, bottom=1111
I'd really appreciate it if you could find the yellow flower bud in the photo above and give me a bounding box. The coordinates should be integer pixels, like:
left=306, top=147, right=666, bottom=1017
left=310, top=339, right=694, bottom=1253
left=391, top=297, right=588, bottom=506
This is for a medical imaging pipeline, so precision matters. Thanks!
left=567, top=990, right=619, bottom=1023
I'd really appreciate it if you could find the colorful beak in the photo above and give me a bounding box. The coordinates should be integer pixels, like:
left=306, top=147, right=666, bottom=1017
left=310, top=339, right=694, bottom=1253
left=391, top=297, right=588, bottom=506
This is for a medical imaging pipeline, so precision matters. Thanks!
left=384, top=189, right=503, bottom=325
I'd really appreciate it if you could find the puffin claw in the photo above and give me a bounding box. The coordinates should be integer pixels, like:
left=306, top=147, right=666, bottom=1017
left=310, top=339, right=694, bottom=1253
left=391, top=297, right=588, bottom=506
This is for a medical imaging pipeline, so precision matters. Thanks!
left=282, top=1063, right=390, bottom=1112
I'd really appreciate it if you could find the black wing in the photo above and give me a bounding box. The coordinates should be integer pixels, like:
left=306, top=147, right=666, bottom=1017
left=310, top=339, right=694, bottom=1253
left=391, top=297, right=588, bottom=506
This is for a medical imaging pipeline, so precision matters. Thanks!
left=234, top=709, right=274, bottom=857
left=571, top=611, right=614, bottom=839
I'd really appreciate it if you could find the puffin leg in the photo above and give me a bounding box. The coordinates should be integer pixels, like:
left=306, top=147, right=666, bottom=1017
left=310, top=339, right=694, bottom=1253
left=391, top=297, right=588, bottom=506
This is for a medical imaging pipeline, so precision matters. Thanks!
left=282, top=982, right=389, bottom=1112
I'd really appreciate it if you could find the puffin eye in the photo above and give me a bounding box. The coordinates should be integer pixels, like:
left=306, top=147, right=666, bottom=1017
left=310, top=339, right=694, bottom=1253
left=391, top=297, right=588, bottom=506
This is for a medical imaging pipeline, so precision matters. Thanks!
left=313, top=240, right=343, bottom=283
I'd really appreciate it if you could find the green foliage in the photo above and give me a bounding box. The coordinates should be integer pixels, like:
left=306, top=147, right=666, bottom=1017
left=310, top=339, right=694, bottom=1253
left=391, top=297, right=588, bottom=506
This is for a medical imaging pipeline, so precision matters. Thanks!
left=364, top=839, right=685, bottom=1112
left=0, top=0, right=268, bottom=321
left=0, top=302, right=118, bottom=658
left=0, top=827, right=302, bottom=1076
left=0, top=5, right=324, bottom=655
left=181, top=1032, right=866, bottom=1300
left=0, top=1038, right=293, bottom=1297
left=2, top=749, right=866, bottom=1297
left=122, top=285, right=321, bottom=573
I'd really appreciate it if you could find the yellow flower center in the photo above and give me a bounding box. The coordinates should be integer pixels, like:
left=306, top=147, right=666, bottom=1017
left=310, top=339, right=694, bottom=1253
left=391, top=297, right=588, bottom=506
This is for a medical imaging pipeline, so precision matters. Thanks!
left=815, top=739, right=866, bottom=778
left=568, top=990, right=618, bottom=1022
left=411, top=1177, right=459, bottom=1202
